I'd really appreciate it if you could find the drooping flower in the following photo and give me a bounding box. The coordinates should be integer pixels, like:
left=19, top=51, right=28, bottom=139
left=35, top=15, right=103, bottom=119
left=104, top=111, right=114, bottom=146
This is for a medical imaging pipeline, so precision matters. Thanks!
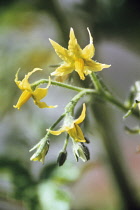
left=49, top=28, right=111, bottom=80
left=48, top=103, right=86, bottom=142
left=30, top=140, right=50, bottom=164
left=13, top=68, right=56, bottom=109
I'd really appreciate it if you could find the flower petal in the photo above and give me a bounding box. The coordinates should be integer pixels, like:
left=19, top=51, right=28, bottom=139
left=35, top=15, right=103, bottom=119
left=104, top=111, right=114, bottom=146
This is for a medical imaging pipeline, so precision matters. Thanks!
left=32, top=84, right=57, bottom=108
left=74, top=103, right=86, bottom=124
left=13, top=90, right=31, bottom=109
left=68, top=28, right=82, bottom=57
left=32, top=88, right=56, bottom=108
left=48, top=128, right=66, bottom=135
left=21, top=68, right=42, bottom=90
left=51, top=63, right=74, bottom=76
left=82, top=28, right=95, bottom=59
left=85, top=60, right=111, bottom=72
left=15, top=68, right=42, bottom=91
left=14, top=68, right=21, bottom=87
left=75, top=58, right=85, bottom=80
left=33, top=88, right=48, bottom=100
left=68, top=124, right=86, bottom=142
left=49, top=39, right=70, bottom=62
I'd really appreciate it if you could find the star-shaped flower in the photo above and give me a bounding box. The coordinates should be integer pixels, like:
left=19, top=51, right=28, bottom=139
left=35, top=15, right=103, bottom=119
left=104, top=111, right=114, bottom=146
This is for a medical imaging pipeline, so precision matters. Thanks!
left=49, top=28, right=111, bottom=80
left=13, top=68, right=56, bottom=109
left=48, top=103, right=86, bottom=142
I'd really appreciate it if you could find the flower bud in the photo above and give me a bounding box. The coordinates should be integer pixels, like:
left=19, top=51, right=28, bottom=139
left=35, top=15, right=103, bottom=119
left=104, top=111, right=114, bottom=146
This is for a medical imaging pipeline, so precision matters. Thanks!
left=57, top=151, right=67, bottom=166
left=124, top=81, right=140, bottom=118
left=135, top=81, right=140, bottom=108
left=73, top=142, right=90, bottom=162
left=30, top=140, right=50, bottom=164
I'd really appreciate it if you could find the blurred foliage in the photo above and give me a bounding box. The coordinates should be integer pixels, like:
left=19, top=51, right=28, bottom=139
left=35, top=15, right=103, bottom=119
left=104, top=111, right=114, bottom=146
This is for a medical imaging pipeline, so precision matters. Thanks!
left=0, top=157, right=80, bottom=210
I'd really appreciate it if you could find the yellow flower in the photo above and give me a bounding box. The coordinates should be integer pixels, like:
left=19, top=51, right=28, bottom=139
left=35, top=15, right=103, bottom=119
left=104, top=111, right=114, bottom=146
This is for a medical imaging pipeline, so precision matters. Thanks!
left=13, top=68, right=56, bottom=109
left=49, top=28, right=111, bottom=80
left=48, top=104, right=86, bottom=142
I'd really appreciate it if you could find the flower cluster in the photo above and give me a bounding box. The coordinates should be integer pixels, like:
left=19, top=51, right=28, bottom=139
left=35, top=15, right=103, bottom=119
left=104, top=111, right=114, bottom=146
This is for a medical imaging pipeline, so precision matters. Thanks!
left=14, top=28, right=111, bottom=165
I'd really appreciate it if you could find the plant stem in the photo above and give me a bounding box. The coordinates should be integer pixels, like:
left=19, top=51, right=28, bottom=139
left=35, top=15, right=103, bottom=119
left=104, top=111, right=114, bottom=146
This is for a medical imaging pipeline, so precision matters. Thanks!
left=31, top=79, right=85, bottom=92
left=32, top=77, right=139, bottom=119
left=63, top=134, right=69, bottom=151
left=32, top=88, right=94, bottom=156
left=90, top=72, right=103, bottom=91
left=93, top=104, right=140, bottom=210
left=89, top=73, right=139, bottom=118
left=65, top=89, right=95, bottom=114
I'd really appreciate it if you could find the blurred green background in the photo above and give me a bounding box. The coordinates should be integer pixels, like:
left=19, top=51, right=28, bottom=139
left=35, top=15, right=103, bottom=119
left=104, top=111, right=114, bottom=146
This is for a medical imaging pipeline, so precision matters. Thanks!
left=0, top=0, right=140, bottom=209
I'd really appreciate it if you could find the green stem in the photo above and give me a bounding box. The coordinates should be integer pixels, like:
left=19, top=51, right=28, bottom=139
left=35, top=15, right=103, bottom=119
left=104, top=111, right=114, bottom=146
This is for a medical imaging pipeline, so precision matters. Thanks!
left=89, top=73, right=139, bottom=118
left=90, top=72, right=103, bottom=91
left=31, top=79, right=85, bottom=92
left=103, top=91, right=139, bottom=118
left=63, top=134, right=69, bottom=151
left=32, top=76, right=139, bottom=119
left=93, top=103, right=140, bottom=210
left=65, top=89, right=95, bottom=114
left=49, top=114, right=65, bottom=131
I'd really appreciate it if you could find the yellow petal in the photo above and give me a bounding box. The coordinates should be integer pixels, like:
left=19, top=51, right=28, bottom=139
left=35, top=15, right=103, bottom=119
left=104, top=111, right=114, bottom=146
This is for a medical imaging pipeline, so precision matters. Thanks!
left=15, top=68, right=42, bottom=91
left=82, top=28, right=95, bottom=59
left=13, top=90, right=31, bottom=109
left=33, top=88, right=48, bottom=100
left=85, top=60, right=111, bottom=72
left=74, top=103, right=86, bottom=124
left=75, top=58, right=85, bottom=80
left=48, top=128, right=66, bottom=135
left=51, top=63, right=73, bottom=76
left=68, top=28, right=82, bottom=57
left=21, top=68, right=42, bottom=90
left=34, top=101, right=55, bottom=108
left=68, top=124, right=86, bottom=142
left=49, top=39, right=70, bottom=62
left=14, top=68, right=21, bottom=87
left=32, top=88, right=56, bottom=108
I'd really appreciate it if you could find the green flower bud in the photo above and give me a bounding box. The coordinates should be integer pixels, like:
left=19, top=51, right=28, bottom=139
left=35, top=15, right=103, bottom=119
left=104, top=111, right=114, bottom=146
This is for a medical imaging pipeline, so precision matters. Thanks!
left=73, top=142, right=90, bottom=162
left=124, top=81, right=140, bottom=118
left=30, top=140, right=50, bottom=164
left=135, top=81, right=140, bottom=104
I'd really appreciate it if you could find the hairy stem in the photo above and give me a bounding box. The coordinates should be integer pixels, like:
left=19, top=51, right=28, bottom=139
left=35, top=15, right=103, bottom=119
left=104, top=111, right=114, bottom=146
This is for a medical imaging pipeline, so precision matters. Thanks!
left=31, top=79, right=85, bottom=92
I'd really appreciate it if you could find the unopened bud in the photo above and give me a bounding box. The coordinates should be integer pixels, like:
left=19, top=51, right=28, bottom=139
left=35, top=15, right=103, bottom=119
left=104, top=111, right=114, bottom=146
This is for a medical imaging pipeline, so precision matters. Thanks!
left=81, top=143, right=90, bottom=161
left=73, top=142, right=90, bottom=162
left=30, top=140, right=50, bottom=164
left=57, top=151, right=67, bottom=166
